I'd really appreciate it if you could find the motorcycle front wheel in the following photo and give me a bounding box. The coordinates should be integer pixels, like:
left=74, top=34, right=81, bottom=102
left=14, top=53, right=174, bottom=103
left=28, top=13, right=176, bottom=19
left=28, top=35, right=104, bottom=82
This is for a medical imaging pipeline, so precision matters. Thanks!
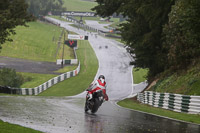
left=91, top=98, right=100, bottom=113
left=84, top=101, right=89, bottom=112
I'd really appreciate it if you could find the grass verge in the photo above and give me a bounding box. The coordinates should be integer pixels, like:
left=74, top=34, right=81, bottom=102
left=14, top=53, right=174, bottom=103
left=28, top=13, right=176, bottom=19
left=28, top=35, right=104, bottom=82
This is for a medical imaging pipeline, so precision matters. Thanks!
left=62, top=0, right=97, bottom=12
left=53, top=65, right=77, bottom=73
left=133, top=68, right=148, bottom=84
left=118, top=98, right=200, bottom=124
left=0, top=21, right=64, bottom=62
left=0, top=120, right=42, bottom=133
left=150, top=62, right=200, bottom=95
left=38, top=40, right=98, bottom=96
left=0, top=21, right=74, bottom=62
left=19, top=72, right=56, bottom=88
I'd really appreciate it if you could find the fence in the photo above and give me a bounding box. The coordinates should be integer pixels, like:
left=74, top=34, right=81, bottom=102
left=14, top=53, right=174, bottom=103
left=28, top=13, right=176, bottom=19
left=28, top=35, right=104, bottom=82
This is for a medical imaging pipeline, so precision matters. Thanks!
left=137, top=91, right=200, bottom=114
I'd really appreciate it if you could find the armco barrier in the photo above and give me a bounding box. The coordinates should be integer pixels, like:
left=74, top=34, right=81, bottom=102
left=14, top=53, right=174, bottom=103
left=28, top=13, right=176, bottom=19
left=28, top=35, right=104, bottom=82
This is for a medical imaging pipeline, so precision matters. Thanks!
left=56, top=59, right=78, bottom=65
left=7, top=62, right=80, bottom=95
left=137, top=91, right=200, bottom=114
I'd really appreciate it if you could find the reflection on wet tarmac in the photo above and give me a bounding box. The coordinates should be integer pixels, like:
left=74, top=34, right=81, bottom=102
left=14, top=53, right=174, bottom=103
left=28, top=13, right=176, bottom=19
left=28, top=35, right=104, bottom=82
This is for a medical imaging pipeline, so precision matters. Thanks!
left=84, top=113, right=105, bottom=133
left=82, top=101, right=200, bottom=133
left=0, top=96, right=200, bottom=133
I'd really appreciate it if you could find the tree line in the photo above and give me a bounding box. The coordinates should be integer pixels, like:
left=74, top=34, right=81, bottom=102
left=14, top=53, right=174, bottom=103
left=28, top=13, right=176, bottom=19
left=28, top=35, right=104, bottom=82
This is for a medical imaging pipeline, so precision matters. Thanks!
left=26, top=0, right=66, bottom=17
left=93, top=0, right=200, bottom=81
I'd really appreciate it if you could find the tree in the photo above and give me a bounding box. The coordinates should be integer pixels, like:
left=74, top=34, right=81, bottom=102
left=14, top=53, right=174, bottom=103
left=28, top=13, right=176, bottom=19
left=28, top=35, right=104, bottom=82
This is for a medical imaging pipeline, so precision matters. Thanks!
left=162, top=0, right=200, bottom=70
left=0, top=0, right=33, bottom=47
left=93, top=0, right=175, bottom=79
left=0, top=68, right=24, bottom=87
left=26, top=0, right=66, bottom=17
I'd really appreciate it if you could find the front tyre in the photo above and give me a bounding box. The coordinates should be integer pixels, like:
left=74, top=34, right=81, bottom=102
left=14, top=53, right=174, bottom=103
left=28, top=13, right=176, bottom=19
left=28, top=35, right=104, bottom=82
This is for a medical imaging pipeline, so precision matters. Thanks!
left=84, top=101, right=89, bottom=112
left=91, top=98, right=100, bottom=113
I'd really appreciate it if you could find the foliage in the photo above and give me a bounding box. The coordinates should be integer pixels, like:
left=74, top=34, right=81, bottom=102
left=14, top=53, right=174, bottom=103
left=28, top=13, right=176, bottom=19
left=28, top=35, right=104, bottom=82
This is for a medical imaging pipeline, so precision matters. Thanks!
left=0, top=119, right=42, bottom=133
left=93, top=0, right=200, bottom=82
left=0, top=0, right=33, bottom=46
left=26, top=0, right=66, bottom=17
left=0, top=68, right=24, bottom=88
left=162, top=0, right=200, bottom=70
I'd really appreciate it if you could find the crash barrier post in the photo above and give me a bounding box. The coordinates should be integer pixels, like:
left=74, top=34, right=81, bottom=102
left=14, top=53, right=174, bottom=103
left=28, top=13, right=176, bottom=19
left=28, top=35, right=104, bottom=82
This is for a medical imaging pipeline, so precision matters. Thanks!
left=137, top=91, right=200, bottom=114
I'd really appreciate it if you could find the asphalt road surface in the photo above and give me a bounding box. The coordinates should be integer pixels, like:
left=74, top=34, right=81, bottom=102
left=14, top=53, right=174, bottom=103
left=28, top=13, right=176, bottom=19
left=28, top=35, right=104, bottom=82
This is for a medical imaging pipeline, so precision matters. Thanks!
left=0, top=56, right=64, bottom=75
left=0, top=18, right=200, bottom=133
left=85, top=20, right=110, bottom=32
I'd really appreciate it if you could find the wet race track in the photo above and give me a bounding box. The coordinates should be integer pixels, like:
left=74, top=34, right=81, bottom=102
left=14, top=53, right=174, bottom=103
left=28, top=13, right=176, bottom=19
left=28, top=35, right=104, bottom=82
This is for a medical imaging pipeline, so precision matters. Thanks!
left=1, top=96, right=200, bottom=133
left=0, top=18, right=200, bottom=133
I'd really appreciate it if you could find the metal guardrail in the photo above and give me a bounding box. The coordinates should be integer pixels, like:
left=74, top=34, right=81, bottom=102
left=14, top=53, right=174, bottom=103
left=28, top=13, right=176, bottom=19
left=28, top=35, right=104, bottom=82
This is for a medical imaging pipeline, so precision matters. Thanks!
left=137, top=91, right=200, bottom=114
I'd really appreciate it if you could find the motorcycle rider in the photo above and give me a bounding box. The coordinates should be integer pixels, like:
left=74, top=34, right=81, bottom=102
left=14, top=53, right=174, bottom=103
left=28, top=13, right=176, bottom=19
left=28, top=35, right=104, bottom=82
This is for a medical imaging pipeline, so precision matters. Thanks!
left=86, top=75, right=108, bottom=101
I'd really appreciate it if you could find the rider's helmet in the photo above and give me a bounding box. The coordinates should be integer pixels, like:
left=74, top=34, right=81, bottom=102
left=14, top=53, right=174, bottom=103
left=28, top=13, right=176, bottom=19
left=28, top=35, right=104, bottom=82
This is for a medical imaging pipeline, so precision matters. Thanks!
left=98, top=75, right=105, bottom=83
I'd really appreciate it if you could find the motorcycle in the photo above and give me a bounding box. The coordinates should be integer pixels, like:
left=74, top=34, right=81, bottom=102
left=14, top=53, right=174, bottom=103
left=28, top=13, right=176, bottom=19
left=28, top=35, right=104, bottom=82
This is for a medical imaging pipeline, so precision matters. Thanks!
left=85, top=90, right=104, bottom=113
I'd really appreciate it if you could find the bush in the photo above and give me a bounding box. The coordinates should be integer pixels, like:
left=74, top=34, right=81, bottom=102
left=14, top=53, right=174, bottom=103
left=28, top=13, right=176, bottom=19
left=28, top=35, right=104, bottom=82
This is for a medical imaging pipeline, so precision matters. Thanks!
left=0, top=68, right=24, bottom=88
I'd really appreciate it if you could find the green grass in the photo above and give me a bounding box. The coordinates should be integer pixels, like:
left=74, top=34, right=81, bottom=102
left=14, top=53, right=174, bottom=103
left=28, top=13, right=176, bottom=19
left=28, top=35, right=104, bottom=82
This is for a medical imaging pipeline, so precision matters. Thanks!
left=19, top=72, right=56, bottom=88
left=56, top=31, right=75, bottom=60
left=0, top=21, right=74, bottom=62
left=0, top=120, right=42, bottom=133
left=38, top=40, right=98, bottom=96
left=63, top=0, right=97, bottom=12
left=18, top=64, right=78, bottom=88
left=118, top=98, right=200, bottom=124
left=133, top=68, right=148, bottom=84
left=54, top=65, right=77, bottom=73
left=150, top=63, right=200, bottom=95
